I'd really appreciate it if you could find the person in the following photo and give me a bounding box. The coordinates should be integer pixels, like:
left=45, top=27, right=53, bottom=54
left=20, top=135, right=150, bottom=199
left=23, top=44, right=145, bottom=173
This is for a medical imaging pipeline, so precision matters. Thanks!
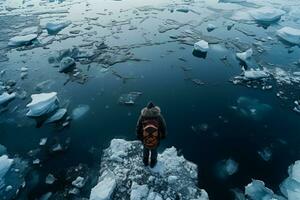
left=136, top=102, right=167, bottom=168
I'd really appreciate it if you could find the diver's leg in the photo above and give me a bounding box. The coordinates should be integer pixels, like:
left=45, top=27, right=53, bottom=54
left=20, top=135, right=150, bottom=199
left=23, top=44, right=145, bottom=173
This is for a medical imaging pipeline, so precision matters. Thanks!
left=143, top=146, right=149, bottom=166
left=150, top=148, right=157, bottom=168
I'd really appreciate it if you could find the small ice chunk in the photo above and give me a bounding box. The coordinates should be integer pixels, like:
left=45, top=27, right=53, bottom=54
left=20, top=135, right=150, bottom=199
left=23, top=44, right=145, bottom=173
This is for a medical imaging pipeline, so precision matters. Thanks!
left=8, top=34, right=38, bottom=47
left=45, top=174, right=56, bottom=184
left=258, top=147, right=272, bottom=161
left=243, top=68, right=269, bottom=79
left=277, top=27, right=300, bottom=45
left=236, top=49, right=253, bottom=62
left=130, top=182, right=149, bottom=200
left=280, top=160, right=300, bottom=199
left=249, top=7, right=285, bottom=22
left=72, top=176, right=85, bottom=188
left=194, top=40, right=209, bottom=52
left=108, top=139, right=132, bottom=162
left=39, top=138, right=47, bottom=146
left=245, top=180, right=276, bottom=200
left=45, top=108, right=67, bottom=124
left=59, top=57, right=75, bottom=72
left=46, top=21, right=71, bottom=34
left=26, top=92, right=59, bottom=117
left=207, top=24, right=216, bottom=32
left=89, top=170, right=116, bottom=200
left=0, top=92, right=16, bottom=106
left=71, top=104, right=90, bottom=120
left=0, top=155, right=13, bottom=180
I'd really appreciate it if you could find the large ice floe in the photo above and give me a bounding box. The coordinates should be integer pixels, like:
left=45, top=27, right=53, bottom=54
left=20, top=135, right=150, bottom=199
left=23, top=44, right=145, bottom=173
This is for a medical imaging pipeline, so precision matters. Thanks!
left=249, top=7, right=285, bottom=23
left=8, top=34, right=38, bottom=47
left=89, top=139, right=209, bottom=200
left=277, top=27, right=300, bottom=45
left=26, top=92, right=59, bottom=117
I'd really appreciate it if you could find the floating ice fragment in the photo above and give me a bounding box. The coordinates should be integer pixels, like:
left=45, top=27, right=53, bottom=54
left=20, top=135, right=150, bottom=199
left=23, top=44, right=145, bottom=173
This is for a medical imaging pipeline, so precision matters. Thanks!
left=71, top=105, right=90, bottom=120
left=0, top=155, right=13, bottom=181
left=277, top=27, right=300, bottom=45
left=194, top=40, right=209, bottom=52
left=0, top=92, right=16, bottom=106
left=245, top=180, right=278, bottom=200
left=72, top=176, right=85, bottom=188
left=243, top=68, right=269, bottom=79
left=39, top=138, right=47, bottom=146
left=280, top=160, right=300, bottom=199
left=46, top=21, right=71, bottom=34
left=26, top=92, right=59, bottom=117
left=249, top=7, right=285, bottom=23
left=8, top=34, right=38, bottom=47
left=90, top=170, right=116, bottom=200
left=45, top=108, right=67, bottom=124
left=236, top=48, right=253, bottom=62
left=216, top=158, right=239, bottom=179
left=130, top=182, right=149, bottom=200
left=59, top=57, right=75, bottom=72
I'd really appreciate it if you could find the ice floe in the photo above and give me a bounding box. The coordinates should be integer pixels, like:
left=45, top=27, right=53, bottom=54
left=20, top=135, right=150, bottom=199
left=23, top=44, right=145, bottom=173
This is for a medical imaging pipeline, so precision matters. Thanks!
left=90, top=139, right=208, bottom=200
left=8, top=34, right=38, bottom=47
left=245, top=179, right=284, bottom=200
left=90, top=170, right=116, bottom=200
left=46, top=21, right=71, bottom=35
left=236, top=48, right=253, bottom=62
left=26, top=92, right=59, bottom=117
left=243, top=68, right=269, bottom=80
left=194, top=40, right=209, bottom=52
left=280, top=160, right=300, bottom=200
left=277, top=27, right=300, bottom=45
left=0, top=92, right=16, bottom=106
left=249, top=7, right=285, bottom=23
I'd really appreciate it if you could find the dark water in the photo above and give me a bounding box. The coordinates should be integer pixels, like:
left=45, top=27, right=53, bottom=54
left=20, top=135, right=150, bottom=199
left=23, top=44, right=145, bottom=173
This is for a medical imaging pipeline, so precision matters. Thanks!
left=1, top=0, right=300, bottom=199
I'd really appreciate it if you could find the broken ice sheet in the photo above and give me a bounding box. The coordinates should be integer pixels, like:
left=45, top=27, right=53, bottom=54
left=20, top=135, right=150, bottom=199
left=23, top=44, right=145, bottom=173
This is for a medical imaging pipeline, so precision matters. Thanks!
left=118, top=92, right=142, bottom=105
left=249, top=7, right=285, bottom=23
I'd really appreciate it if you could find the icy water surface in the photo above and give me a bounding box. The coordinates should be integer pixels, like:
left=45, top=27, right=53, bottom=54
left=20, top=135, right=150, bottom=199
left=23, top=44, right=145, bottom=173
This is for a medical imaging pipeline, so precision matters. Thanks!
left=0, top=0, right=300, bottom=199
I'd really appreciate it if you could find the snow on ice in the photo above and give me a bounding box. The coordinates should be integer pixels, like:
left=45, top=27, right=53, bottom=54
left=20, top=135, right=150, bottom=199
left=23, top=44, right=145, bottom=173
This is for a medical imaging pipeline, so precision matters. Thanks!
left=26, top=92, right=59, bottom=117
left=249, top=7, right=285, bottom=23
left=89, top=139, right=209, bottom=200
left=277, top=27, right=300, bottom=45
left=194, top=40, right=209, bottom=52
